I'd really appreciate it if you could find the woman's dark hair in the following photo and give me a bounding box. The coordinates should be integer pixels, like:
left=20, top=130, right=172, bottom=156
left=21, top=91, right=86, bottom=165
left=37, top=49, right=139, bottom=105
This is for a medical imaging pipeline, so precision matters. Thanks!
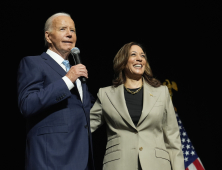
left=112, top=42, right=161, bottom=87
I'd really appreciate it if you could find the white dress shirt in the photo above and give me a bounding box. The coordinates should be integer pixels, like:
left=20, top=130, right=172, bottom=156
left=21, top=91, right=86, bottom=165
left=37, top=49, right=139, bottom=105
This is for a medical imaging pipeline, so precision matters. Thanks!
left=46, top=49, right=83, bottom=101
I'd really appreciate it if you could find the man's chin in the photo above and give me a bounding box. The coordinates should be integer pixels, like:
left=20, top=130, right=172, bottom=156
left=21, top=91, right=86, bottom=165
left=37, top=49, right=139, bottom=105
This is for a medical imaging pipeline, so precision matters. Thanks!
left=64, top=46, right=75, bottom=52
left=60, top=46, right=72, bottom=51
left=61, top=49, right=71, bottom=54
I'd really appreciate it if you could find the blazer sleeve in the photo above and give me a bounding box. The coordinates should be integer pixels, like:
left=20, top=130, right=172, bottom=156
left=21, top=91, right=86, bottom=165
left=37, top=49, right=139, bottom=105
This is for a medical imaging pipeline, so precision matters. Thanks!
left=17, top=57, right=72, bottom=118
left=162, top=86, right=185, bottom=170
left=90, top=88, right=105, bottom=133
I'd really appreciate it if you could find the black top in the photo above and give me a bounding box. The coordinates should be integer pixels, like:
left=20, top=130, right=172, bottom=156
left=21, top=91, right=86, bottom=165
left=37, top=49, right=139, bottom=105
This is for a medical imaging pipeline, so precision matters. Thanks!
left=124, top=86, right=143, bottom=126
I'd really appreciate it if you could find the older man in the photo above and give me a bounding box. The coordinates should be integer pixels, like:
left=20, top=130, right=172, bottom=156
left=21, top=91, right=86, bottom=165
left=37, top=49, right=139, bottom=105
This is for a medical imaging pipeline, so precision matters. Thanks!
left=17, top=13, right=95, bottom=170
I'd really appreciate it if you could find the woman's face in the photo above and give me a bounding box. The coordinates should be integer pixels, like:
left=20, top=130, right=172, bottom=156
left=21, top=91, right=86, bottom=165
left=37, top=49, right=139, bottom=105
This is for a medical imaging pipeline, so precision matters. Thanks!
left=124, top=45, right=147, bottom=78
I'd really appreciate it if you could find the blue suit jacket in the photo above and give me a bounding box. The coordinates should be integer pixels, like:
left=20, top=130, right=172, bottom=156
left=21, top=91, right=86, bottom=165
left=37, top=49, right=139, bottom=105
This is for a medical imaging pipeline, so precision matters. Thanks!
left=17, top=52, right=95, bottom=170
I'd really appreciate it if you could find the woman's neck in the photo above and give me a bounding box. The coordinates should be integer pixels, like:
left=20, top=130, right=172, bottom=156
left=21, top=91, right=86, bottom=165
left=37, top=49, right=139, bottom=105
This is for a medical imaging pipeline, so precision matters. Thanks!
left=124, top=77, right=143, bottom=89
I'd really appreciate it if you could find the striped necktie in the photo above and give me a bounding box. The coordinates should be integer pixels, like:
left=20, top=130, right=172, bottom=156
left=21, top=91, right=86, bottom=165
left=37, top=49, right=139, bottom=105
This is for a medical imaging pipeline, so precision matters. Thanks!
left=62, top=60, right=70, bottom=72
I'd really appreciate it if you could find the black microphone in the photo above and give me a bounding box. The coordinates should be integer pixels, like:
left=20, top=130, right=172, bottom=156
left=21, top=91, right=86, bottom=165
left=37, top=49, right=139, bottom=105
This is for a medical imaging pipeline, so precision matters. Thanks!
left=70, top=47, right=86, bottom=83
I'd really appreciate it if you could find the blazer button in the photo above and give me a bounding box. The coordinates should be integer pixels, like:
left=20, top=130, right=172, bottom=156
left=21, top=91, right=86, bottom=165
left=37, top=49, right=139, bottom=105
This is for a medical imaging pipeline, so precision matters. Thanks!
left=139, top=147, right=143, bottom=151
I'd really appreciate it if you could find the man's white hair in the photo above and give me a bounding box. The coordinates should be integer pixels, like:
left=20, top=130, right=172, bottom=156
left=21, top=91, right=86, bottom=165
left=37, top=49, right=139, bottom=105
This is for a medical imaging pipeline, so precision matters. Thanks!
left=44, top=12, right=71, bottom=46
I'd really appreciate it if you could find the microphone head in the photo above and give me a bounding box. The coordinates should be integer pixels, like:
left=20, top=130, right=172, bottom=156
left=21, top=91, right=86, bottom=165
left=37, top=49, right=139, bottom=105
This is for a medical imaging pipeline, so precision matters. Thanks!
left=71, top=47, right=80, bottom=54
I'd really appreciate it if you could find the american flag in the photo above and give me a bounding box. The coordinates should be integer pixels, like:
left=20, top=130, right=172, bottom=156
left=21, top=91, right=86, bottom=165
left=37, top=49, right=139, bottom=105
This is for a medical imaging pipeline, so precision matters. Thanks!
left=176, top=113, right=205, bottom=170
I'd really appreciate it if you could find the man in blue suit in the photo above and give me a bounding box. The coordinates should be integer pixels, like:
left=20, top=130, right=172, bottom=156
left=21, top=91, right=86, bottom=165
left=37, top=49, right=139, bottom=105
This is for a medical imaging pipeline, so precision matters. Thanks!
left=17, top=13, right=95, bottom=170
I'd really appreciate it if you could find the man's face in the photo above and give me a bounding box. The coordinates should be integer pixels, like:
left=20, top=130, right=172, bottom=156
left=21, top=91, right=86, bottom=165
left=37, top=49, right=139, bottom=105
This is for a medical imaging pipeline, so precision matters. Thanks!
left=45, top=16, right=77, bottom=58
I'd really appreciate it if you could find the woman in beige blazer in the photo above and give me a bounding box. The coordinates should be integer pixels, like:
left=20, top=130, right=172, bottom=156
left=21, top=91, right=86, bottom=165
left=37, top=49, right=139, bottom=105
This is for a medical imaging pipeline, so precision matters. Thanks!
left=90, top=42, right=184, bottom=170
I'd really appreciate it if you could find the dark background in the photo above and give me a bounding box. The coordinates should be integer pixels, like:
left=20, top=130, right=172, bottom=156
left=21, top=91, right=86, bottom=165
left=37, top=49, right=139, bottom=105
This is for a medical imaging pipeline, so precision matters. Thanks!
left=1, top=0, right=221, bottom=169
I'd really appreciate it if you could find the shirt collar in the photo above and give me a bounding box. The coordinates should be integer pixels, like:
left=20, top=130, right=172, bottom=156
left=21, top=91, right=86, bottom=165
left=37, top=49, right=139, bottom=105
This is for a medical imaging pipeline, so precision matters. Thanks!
left=46, top=49, right=65, bottom=65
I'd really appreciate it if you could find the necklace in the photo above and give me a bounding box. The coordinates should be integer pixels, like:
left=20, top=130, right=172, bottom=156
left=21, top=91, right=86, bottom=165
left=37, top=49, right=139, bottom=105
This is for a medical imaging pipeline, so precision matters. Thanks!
left=124, top=84, right=143, bottom=95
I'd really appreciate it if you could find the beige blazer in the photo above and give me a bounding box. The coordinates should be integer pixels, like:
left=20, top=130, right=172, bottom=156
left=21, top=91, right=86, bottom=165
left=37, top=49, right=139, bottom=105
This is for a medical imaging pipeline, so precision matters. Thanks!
left=90, top=80, right=184, bottom=170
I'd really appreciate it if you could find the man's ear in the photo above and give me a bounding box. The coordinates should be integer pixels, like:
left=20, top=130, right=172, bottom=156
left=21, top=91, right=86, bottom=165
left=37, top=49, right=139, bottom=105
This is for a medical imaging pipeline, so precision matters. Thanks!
left=45, top=31, right=52, bottom=44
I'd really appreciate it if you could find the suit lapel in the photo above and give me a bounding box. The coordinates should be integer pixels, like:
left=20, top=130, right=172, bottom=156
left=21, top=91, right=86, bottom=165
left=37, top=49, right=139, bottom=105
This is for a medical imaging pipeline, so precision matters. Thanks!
left=137, top=80, right=161, bottom=126
left=105, top=84, right=137, bottom=130
left=41, top=52, right=66, bottom=77
left=82, top=82, right=87, bottom=106
left=41, top=52, right=85, bottom=106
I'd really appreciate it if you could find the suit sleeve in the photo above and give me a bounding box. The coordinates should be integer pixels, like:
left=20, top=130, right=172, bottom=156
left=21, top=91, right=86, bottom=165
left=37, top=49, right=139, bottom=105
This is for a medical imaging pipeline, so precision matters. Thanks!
left=162, top=86, right=185, bottom=170
left=17, top=57, right=72, bottom=118
left=90, top=88, right=105, bottom=133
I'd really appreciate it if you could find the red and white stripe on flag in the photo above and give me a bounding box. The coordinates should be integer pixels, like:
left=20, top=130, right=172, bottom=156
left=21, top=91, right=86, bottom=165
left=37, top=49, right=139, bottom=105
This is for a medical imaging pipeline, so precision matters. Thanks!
left=185, top=158, right=205, bottom=170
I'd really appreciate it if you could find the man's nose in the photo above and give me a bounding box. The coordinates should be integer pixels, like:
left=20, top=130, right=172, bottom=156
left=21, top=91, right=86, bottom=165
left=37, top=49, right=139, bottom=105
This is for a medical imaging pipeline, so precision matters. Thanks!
left=66, top=29, right=72, bottom=37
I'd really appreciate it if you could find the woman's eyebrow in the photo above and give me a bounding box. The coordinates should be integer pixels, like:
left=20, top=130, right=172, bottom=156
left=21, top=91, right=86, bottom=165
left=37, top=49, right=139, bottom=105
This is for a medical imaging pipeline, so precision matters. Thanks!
left=131, top=51, right=145, bottom=54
